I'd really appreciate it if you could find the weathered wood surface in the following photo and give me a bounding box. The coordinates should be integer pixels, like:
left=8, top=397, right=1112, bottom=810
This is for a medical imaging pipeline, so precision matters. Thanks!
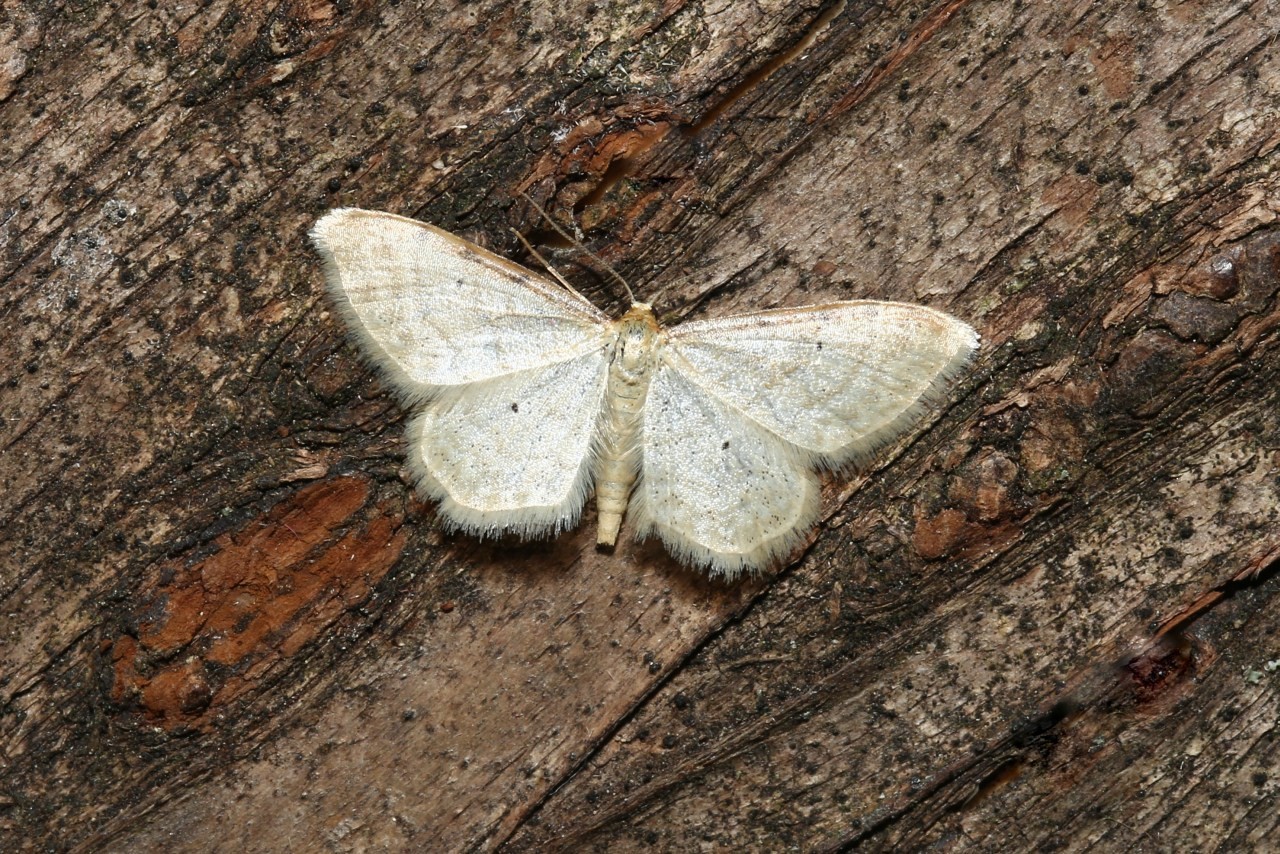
left=2, top=0, right=1278, bottom=850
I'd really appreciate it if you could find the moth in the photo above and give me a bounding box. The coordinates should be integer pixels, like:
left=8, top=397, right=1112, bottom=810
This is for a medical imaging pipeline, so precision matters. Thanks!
left=310, top=208, right=978, bottom=578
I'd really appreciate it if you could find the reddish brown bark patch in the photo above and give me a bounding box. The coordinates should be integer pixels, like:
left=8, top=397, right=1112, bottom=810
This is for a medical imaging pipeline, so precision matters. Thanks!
left=913, top=507, right=973, bottom=560
left=110, top=476, right=407, bottom=729
left=1125, top=637, right=1196, bottom=706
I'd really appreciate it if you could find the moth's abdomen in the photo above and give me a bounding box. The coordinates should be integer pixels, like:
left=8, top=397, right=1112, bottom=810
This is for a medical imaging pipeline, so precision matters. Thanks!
left=596, top=304, right=660, bottom=547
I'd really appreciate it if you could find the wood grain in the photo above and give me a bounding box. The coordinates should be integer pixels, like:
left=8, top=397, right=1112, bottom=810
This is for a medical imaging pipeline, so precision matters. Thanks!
left=1, top=0, right=1277, bottom=850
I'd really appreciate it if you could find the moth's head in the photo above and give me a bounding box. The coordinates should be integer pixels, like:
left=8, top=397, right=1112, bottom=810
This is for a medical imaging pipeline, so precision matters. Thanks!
left=619, top=302, right=657, bottom=327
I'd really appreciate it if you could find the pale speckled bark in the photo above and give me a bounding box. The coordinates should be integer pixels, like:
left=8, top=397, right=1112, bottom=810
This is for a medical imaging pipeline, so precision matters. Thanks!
left=1, top=0, right=1277, bottom=851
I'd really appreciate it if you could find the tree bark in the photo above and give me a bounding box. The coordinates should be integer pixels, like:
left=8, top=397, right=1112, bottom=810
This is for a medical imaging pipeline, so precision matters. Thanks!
left=2, top=0, right=1278, bottom=851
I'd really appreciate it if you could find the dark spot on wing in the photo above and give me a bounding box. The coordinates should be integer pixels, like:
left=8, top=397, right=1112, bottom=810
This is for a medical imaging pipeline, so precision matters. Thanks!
left=511, top=402, right=519, bottom=413
left=722, top=440, right=730, bottom=450
left=816, top=341, right=823, bottom=350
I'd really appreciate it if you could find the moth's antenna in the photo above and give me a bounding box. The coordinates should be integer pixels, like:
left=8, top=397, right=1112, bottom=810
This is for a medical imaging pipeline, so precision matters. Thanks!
left=519, top=191, right=637, bottom=304
left=512, top=228, right=593, bottom=307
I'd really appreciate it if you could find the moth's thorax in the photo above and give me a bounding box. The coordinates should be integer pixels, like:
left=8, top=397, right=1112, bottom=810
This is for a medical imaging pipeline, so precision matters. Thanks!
left=609, top=303, right=660, bottom=380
